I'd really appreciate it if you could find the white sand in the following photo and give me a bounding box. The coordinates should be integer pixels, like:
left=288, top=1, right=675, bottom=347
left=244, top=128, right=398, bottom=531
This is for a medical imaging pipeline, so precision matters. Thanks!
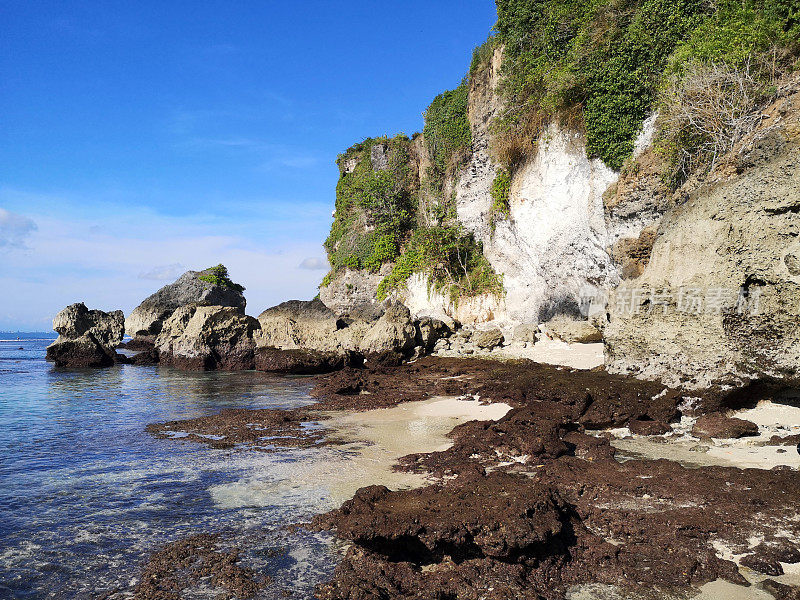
left=609, top=400, right=800, bottom=471
left=209, top=396, right=511, bottom=510
left=437, top=340, right=605, bottom=370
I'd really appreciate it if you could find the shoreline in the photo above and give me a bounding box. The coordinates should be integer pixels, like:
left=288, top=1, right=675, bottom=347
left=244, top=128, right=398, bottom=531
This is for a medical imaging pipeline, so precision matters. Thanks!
left=141, top=356, right=800, bottom=599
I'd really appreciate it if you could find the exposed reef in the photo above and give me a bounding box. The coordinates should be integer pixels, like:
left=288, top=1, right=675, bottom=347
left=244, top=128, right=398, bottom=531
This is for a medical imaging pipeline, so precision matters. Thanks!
left=144, top=357, right=800, bottom=598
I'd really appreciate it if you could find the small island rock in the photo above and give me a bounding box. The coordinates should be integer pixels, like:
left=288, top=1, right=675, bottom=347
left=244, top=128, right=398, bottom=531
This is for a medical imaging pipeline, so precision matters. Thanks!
left=46, top=303, right=125, bottom=368
left=125, top=267, right=246, bottom=341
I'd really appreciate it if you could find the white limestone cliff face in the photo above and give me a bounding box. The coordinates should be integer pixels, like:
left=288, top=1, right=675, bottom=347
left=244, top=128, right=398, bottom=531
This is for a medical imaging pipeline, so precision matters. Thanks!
left=401, top=273, right=506, bottom=325
left=443, top=47, right=624, bottom=326
left=457, top=122, right=619, bottom=324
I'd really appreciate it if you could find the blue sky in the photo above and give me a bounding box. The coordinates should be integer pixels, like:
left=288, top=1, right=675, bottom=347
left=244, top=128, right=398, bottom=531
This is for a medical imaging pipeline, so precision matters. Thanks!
left=0, top=0, right=496, bottom=331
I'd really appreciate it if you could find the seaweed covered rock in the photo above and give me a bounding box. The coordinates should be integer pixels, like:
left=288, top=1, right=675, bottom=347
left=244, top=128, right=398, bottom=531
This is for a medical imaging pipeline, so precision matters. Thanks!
left=125, top=267, right=246, bottom=341
left=46, top=303, right=125, bottom=367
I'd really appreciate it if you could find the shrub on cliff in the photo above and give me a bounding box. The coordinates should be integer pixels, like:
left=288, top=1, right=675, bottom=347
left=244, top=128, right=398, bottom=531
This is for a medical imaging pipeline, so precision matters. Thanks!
left=492, top=0, right=798, bottom=172
left=323, top=135, right=417, bottom=276
left=422, top=81, right=472, bottom=220
left=198, top=264, right=245, bottom=293
left=377, top=226, right=503, bottom=304
left=494, top=0, right=711, bottom=170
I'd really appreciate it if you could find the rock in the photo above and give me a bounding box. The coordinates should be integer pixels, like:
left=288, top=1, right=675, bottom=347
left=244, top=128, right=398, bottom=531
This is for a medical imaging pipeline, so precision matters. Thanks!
left=319, top=268, right=387, bottom=323
left=358, top=301, right=417, bottom=358
left=473, top=328, right=504, bottom=349
left=543, top=316, right=603, bottom=343
left=769, top=434, right=800, bottom=446
left=254, top=347, right=352, bottom=375
left=761, top=580, right=800, bottom=600
left=629, top=419, right=671, bottom=436
left=740, top=553, right=784, bottom=576
left=605, top=88, right=800, bottom=388
left=52, top=302, right=124, bottom=347
left=785, top=253, right=800, bottom=275
left=692, top=414, right=760, bottom=439
left=125, top=269, right=246, bottom=339
left=257, top=299, right=345, bottom=354
left=415, top=317, right=451, bottom=351
left=511, top=323, right=539, bottom=344
left=316, top=473, right=570, bottom=563
left=126, top=348, right=160, bottom=366
left=46, top=303, right=125, bottom=368
left=257, top=298, right=432, bottom=364
left=155, top=305, right=260, bottom=371
left=118, top=338, right=155, bottom=351
left=47, top=336, right=117, bottom=368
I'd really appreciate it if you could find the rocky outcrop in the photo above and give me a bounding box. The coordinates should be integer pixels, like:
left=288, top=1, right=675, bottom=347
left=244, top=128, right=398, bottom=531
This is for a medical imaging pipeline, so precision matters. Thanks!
left=319, top=268, right=387, bottom=323
left=605, top=84, right=800, bottom=388
left=692, top=414, right=760, bottom=440
left=472, top=328, right=504, bottom=349
left=46, top=303, right=125, bottom=367
left=258, top=298, right=449, bottom=363
left=126, top=269, right=246, bottom=340
left=155, top=305, right=259, bottom=371
left=257, top=299, right=346, bottom=354
left=543, top=317, right=603, bottom=344
left=254, top=347, right=354, bottom=375
left=358, top=302, right=417, bottom=358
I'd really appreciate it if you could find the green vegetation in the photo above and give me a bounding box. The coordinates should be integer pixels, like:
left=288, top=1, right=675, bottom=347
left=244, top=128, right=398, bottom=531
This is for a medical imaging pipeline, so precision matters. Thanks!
left=376, top=226, right=503, bottom=304
left=323, top=135, right=417, bottom=274
left=198, top=264, right=245, bottom=293
left=489, top=168, right=511, bottom=230
left=494, top=0, right=711, bottom=170
left=323, top=86, right=503, bottom=305
left=422, top=82, right=472, bottom=200
left=324, top=0, right=800, bottom=303
left=657, top=0, right=800, bottom=184
left=469, top=36, right=498, bottom=78
left=493, top=0, right=798, bottom=172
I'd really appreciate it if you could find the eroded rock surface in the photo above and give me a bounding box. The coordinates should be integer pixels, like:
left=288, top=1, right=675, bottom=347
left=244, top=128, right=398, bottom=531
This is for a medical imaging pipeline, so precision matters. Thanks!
left=155, top=305, right=259, bottom=371
left=125, top=269, right=246, bottom=340
left=46, top=303, right=124, bottom=367
left=606, top=83, right=800, bottom=388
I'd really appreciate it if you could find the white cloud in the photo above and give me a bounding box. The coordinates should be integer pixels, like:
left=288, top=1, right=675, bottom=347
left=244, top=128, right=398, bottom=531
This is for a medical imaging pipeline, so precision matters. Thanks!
left=298, top=257, right=328, bottom=270
left=138, top=263, right=186, bottom=281
left=0, top=208, right=37, bottom=249
left=0, top=189, right=329, bottom=330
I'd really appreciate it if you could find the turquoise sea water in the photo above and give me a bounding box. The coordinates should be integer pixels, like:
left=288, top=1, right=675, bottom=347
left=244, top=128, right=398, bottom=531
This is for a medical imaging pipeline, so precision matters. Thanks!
left=0, top=338, right=340, bottom=599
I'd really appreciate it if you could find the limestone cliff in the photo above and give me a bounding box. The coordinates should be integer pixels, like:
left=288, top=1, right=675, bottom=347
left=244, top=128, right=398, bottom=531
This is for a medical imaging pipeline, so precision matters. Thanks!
left=316, top=1, right=800, bottom=386
left=605, top=82, right=800, bottom=388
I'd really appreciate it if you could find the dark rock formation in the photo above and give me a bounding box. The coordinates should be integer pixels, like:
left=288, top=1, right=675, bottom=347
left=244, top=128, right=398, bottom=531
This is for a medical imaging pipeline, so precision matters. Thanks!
left=46, top=303, right=124, bottom=367
left=255, top=347, right=354, bottom=375
left=692, top=414, right=760, bottom=439
left=628, top=418, right=671, bottom=436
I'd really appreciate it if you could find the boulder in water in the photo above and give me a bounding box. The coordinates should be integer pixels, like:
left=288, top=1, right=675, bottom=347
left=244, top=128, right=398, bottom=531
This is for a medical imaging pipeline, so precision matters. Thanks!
left=46, top=303, right=125, bottom=367
left=155, top=305, right=259, bottom=371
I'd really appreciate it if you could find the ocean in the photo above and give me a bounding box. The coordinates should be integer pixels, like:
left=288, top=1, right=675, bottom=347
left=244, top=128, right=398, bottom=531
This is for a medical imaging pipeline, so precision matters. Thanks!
left=0, top=337, right=343, bottom=599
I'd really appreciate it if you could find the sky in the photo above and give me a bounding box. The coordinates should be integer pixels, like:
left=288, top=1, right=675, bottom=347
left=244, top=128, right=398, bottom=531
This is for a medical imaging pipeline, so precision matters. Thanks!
left=0, top=0, right=497, bottom=331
